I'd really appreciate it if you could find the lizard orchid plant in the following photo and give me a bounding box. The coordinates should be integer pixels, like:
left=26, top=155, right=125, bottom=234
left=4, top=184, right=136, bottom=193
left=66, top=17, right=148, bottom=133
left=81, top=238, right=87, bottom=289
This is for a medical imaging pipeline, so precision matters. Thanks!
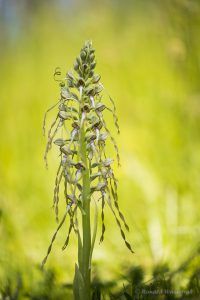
left=42, top=41, right=133, bottom=300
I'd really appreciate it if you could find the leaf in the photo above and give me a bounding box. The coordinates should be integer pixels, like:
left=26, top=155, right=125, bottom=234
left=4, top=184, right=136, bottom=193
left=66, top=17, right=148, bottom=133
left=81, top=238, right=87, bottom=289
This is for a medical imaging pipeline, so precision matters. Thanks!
left=73, top=264, right=85, bottom=300
left=77, top=183, right=82, bottom=191
left=77, top=201, right=86, bottom=215
left=78, top=231, right=83, bottom=272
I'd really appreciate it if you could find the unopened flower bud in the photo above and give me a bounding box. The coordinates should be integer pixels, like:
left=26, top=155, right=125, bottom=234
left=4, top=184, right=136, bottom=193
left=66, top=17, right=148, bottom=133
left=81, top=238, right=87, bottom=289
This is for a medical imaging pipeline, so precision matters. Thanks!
left=83, top=64, right=88, bottom=71
left=76, top=56, right=81, bottom=65
left=89, top=53, right=95, bottom=62
left=88, top=70, right=94, bottom=78
left=74, top=61, right=79, bottom=71
left=91, top=61, right=96, bottom=69
left=80, top=51, right=87, bottom=61
left=90, top=48, right=95, bottom=54
left=92, top=74, right=101, bottom=83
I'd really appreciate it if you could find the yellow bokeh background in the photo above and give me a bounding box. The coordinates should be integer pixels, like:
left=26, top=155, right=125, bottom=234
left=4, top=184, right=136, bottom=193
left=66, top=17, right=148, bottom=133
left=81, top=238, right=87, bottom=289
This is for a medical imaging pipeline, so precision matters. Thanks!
left=0, top=0, right=200, bottom=291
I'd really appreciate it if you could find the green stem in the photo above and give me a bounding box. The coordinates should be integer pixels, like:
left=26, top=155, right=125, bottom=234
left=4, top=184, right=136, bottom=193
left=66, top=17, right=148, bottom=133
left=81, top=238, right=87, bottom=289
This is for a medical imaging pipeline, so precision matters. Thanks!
left=79, top=124, right=91, bottom=299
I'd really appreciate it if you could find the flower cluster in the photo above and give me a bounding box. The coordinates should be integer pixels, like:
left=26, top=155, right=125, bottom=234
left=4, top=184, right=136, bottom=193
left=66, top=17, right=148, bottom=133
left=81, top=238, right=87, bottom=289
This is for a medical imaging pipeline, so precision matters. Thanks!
left=42, top=41, right=133, bottom=267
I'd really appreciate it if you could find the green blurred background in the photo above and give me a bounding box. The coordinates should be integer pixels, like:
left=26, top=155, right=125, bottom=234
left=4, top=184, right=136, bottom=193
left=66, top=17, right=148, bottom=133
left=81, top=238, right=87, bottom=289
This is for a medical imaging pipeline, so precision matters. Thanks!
left=0, top=0, right=200, bottom=295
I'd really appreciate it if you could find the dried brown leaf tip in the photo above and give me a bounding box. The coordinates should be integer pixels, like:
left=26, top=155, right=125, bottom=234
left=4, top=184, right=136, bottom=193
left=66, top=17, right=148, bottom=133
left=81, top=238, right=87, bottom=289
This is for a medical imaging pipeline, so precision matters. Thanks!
left=42, top=41, right=133, bottom=267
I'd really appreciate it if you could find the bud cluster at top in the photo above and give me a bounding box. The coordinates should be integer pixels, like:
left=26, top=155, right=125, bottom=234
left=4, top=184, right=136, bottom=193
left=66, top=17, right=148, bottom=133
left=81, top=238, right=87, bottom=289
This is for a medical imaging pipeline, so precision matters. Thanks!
left=66, top=41, right=100, bottom=90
